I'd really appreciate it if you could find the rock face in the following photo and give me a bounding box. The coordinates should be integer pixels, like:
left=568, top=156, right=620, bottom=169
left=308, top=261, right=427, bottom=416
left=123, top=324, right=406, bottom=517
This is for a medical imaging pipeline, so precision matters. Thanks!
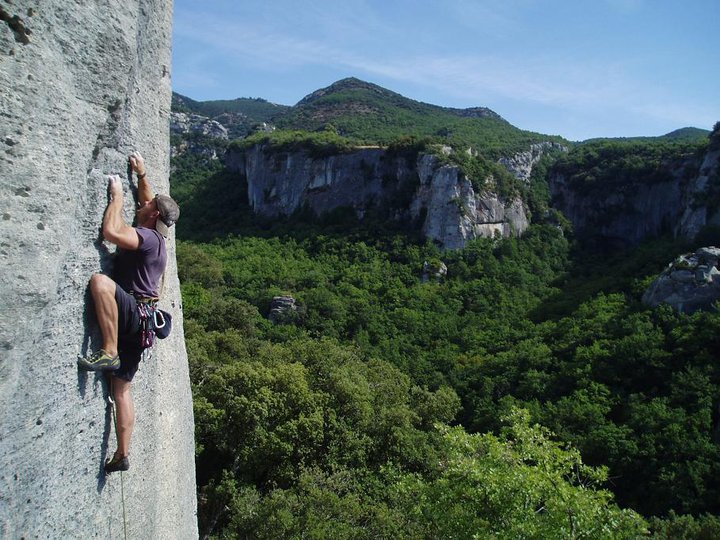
left=269, top=295, right=298, bottom=324
left=0, top=2, right=197, bottom=539
left=228, top=145, right=531, bottom=249
left=171, top=111, right=229, bottom=140
left=411, top=154, right=529, bottom=249
left=642, top=247, right=720, bottom=313
left=549, top=135, right=720, bottom=246
left=422, top=260, right=448, bottom=282
left=498, top=142, right=567, bottom=183
left=170, top=112, right=228, bottom=160
left=678, top=143, right=720, bottom=239
left=550, top=170, right=687, bottom=246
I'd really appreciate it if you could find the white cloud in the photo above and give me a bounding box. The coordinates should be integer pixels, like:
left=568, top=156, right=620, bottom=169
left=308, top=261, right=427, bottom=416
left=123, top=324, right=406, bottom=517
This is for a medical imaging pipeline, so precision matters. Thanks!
left=172, top=1, right=718, bottom=136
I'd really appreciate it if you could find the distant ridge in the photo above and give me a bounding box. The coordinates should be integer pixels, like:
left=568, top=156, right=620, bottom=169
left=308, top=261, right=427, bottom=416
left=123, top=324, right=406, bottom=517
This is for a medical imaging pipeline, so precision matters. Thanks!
left=172, top=92, right=289, bottom=119
left=295, top=77, right=503, bottom=121
left=581, top=126, right=711, bottom=145
left=172, top=77, right=710, bottom=154
left=272, top=77, right=565, bottom=154
left=660, top=127, right=711, bottom=141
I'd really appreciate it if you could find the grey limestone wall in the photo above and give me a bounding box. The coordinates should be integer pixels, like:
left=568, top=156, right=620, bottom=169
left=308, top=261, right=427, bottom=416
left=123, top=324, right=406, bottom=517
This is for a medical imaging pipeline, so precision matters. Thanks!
left=231, top=145, right=529, bottom=249
left=548, top=141, right=720, bottom=247
left=0, top=1, right=197, bottom=538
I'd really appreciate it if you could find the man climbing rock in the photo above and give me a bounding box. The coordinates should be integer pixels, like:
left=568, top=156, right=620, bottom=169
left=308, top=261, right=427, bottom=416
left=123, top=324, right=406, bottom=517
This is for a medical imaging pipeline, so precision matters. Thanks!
left=78, top=151, right=180, bottom=474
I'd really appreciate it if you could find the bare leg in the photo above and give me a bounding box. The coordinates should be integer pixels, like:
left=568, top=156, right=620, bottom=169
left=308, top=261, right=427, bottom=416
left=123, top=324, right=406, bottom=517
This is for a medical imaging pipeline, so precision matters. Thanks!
left=90, top=273, right=119, bottom=356
left=111, top=376, right=135, bottom=458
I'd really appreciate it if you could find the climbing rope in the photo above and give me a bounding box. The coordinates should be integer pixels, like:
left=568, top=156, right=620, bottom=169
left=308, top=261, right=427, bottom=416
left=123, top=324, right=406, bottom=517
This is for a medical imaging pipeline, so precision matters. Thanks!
left=107, top=389, right=129, bottom=540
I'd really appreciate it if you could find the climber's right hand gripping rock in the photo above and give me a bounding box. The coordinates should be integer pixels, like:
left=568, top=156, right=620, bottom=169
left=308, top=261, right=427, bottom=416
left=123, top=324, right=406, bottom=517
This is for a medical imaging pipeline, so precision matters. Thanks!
left=129, top=151, right=146, bottom=178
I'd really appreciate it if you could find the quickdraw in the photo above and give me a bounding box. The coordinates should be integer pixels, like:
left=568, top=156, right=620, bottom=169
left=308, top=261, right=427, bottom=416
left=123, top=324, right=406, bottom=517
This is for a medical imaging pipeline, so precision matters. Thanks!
left=138, top=302, right=158, bottom=348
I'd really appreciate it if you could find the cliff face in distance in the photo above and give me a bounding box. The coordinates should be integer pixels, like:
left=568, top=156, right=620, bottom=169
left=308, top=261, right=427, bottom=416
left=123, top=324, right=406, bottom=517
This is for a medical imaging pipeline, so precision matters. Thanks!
left=172, top=78, right=570, bottom=249
left=549, top=131, right=720, bottom=247
left=0, top=2, right=197, bottom=538
left=226, top=144, right=535, bottom=249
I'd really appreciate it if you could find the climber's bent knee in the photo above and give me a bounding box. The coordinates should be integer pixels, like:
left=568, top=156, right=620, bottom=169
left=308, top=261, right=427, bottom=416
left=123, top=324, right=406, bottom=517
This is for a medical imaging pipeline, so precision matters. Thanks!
left=89, top=273, right=116, bottom=296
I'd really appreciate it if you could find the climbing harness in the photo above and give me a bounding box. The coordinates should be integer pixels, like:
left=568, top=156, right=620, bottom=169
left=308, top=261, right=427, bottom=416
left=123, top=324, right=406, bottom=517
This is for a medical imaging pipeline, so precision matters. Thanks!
left=107, top=391, right=129, bottom=540
left=136, top=296, right=172, bottom=348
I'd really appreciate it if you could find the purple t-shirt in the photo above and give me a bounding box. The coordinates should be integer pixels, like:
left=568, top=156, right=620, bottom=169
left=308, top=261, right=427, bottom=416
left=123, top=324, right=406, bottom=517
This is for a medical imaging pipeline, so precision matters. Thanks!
left=114, top=227, right=167, bottom=298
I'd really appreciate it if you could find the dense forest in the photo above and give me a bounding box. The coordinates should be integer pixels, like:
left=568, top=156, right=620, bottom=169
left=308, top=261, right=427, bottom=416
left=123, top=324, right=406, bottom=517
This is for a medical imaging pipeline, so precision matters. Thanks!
left=171, top=86, right=719, bottom=538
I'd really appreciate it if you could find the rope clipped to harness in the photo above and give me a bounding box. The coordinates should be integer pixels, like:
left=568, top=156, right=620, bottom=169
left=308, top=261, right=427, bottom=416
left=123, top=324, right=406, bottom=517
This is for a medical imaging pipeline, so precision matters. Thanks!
left=106, top=390, right=129, bottom=540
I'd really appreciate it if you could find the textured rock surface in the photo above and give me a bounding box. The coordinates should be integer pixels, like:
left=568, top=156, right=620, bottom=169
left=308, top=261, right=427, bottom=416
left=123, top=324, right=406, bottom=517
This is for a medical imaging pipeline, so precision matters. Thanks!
left=678, top=145, right=720, bottom=238
left=422, top=260, right=448, bottom=282
left=228, top=145, right=529, bottom=249
left=0, top=2, right=197, bottom=538
left=170, top=112, right=227, bottom=160
left=411, top=155, right=529, bottom=249
left=549, top=136, right=720, bottom=246
left=550, top=171, right=686, bottom=246
left=498, top=142, right=567, bottom=183
left=171, top=111, right=228, bottom=140
left=269, top=295, right=298, bottom=324
left=642, top=247, right=720, bottom=313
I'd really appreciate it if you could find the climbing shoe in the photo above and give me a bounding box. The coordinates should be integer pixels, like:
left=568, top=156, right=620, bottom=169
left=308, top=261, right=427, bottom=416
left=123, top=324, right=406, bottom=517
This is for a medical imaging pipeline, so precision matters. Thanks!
left=105, top=454, right=129, bottom=474
left=77, top=349, right=120, bottom=371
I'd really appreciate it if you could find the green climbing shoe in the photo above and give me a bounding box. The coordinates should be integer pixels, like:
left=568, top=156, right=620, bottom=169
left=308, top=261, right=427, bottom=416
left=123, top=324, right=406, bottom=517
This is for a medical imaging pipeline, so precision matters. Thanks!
left=77, top=349, right=120, bottom=371
left=105, top=454, right=130, bottom=474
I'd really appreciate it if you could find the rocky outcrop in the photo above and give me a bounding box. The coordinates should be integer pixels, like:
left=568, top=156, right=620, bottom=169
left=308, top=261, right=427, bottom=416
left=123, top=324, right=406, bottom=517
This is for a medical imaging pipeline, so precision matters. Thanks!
left=170, top=112, right=227, bottom=160
left=171, top=111, right=229, bottom=140
left=228, top=145, right=530, bottom=249
left=550, top=169, right=687, bottom=246
left=238, top=145, right=393, bottom=217
left=642, top=247, right=720, bottom=313
left=422, top=260, right=448, bottom=282
left=411, top=154, right=528, bottom=249
left=498, top=142, right=567, bottom=183
left=549, top=135, right=720, bottom=247
left=0, top=2, right=197, bottom=538
left=269, top=295, right=298, bottom=324
left=678, top=143, right=720, bottom=238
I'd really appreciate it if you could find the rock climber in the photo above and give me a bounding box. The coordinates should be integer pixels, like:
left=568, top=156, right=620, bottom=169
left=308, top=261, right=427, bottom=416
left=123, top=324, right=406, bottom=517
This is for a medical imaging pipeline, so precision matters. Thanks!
left=78, top=151, right=180, bottom=473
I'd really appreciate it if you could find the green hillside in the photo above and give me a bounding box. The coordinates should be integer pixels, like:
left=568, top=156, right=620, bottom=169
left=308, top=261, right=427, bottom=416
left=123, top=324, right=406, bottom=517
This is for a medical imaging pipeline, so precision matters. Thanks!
left=661, top=126, right=711, bottom=141
left=172, top=92, right=290, bottom=138
left=172, top=79, right=708, bottom=155
left=172, top=91, right=289, bottom=121
left=276, top=77, right=566, bottom=156
left=552, top=137, right=708, bottom=196
left=173, top=78, right=567, bottom=156
left=581, top=127, right=711, bottom=146
left=170, top=81, right=720, bottom=539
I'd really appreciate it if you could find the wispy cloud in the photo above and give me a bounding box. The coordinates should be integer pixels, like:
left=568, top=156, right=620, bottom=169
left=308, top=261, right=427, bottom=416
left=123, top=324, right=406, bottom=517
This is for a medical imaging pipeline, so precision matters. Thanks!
left=172, top=1, right=718, bottom=137
left=175, top=12, right=634, bottom=111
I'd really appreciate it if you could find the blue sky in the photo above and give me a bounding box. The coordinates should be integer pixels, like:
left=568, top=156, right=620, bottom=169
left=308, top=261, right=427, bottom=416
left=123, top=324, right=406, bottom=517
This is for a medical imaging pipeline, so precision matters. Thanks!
left=172, top=0, right=719, bottom=141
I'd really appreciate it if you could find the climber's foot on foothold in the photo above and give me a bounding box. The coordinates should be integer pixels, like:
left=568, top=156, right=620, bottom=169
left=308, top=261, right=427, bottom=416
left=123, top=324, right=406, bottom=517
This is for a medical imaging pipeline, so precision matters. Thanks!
left=77, top=349, right=120, bottom=371
left=105, top=453, right=129, bottom=474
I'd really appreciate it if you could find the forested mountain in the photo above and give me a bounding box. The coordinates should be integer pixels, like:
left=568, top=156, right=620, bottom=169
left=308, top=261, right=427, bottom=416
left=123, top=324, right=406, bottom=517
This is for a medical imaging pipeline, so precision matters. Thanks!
left=175, top=77, right=566, bottom=155
left=171, top=92, right=290, bottom=139
left=172, top=92, right=289, bottom=123
left=171, top=79, right=720, bottom=538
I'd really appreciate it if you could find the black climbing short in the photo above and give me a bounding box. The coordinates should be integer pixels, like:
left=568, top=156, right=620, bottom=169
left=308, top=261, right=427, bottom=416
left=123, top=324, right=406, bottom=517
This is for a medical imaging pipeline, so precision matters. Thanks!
left=114, top=285, right=143, bottom=382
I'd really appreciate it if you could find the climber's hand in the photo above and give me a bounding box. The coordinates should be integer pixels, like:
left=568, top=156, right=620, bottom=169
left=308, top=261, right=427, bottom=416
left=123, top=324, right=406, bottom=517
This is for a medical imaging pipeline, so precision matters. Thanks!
left=108, top=174, right=123, bottom=199
left=129, top=151, right=146, bottom=178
